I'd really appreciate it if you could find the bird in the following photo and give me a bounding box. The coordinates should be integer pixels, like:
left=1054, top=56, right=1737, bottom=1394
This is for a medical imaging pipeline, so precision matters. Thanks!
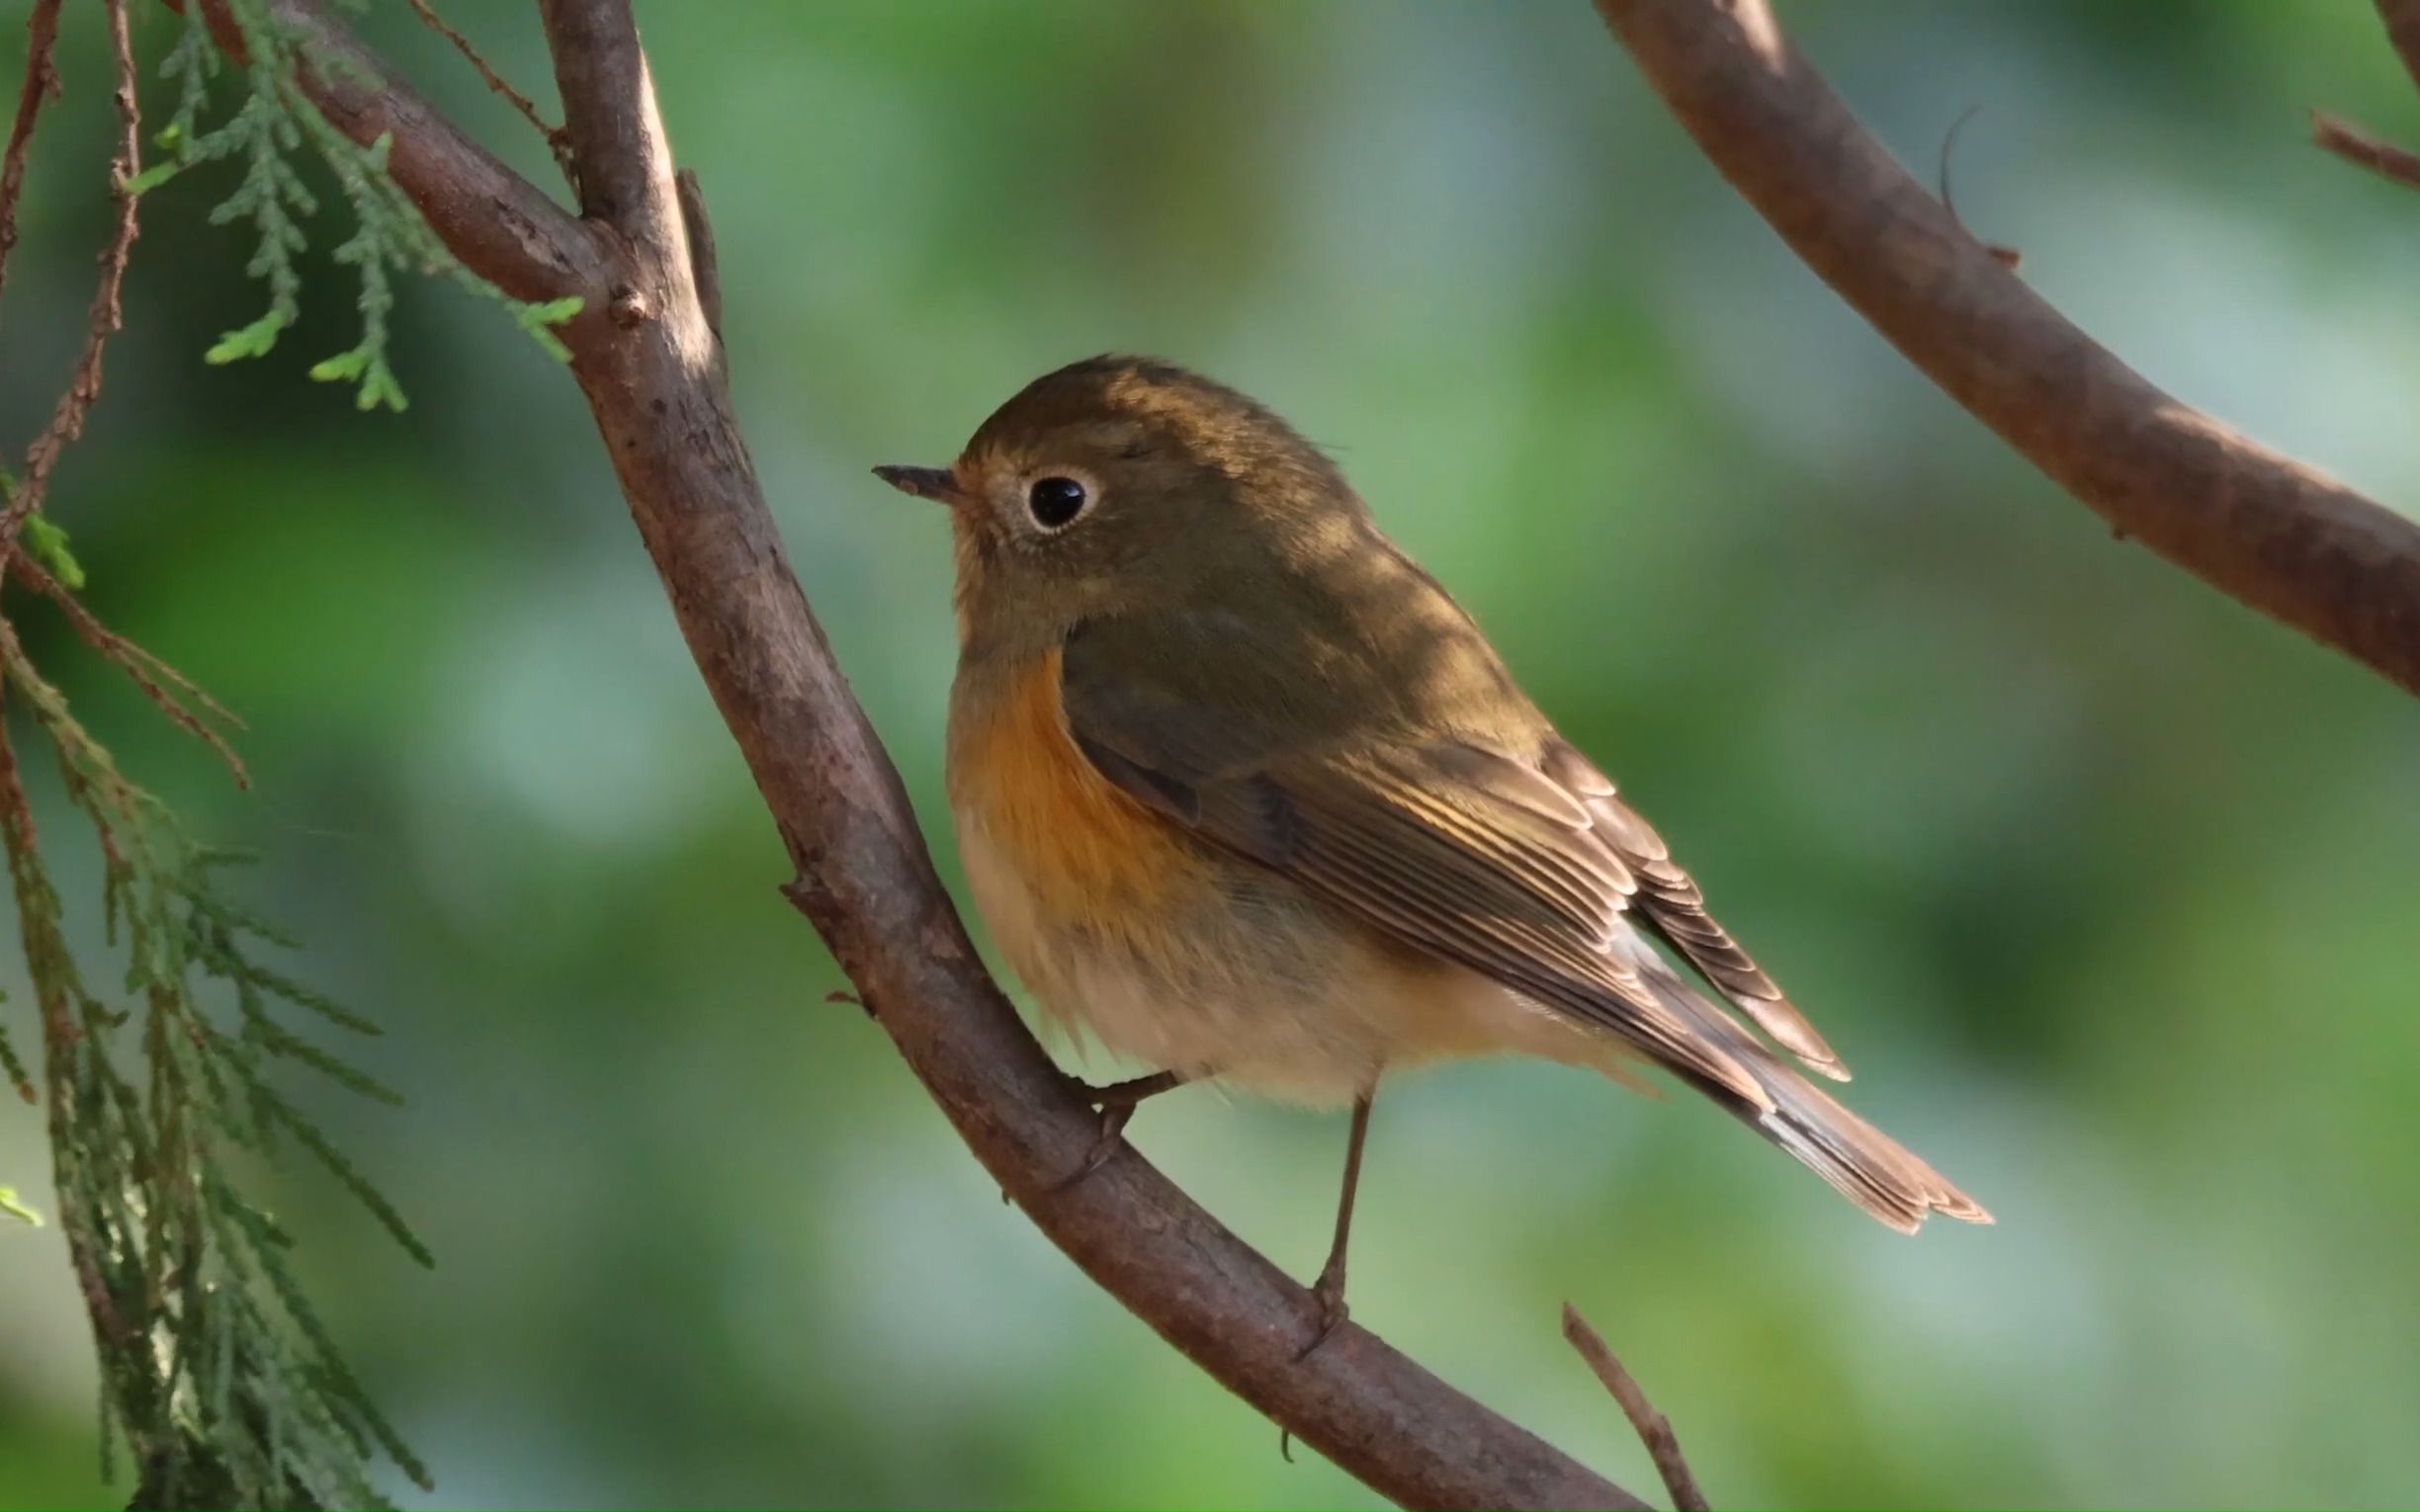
left=874, top=355, right=1989, bottom=1347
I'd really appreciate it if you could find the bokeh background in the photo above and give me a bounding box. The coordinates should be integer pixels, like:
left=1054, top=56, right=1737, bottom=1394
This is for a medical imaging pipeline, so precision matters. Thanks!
left=5, top=3, right=2420, bottom=1507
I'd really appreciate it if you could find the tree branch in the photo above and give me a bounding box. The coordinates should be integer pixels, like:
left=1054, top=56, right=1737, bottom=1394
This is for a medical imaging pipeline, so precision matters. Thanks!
left=210, top=0, right=1651, bottom=1504
left=1596, top=0, right=2420, bottom=701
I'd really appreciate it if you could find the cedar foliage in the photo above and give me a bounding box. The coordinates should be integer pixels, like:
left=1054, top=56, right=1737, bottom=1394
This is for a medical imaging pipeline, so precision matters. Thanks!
left=5, top=2, right=575, bottom=1501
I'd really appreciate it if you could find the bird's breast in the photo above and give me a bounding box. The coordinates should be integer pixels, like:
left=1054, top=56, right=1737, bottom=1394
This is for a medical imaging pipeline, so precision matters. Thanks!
left=942, top=646, right=1592, bottom=1103
left=946, top=646, right=1195, bottom=929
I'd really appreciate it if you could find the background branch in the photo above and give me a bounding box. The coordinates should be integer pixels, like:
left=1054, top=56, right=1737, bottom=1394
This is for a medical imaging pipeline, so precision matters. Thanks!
left=1596, top=0, right=2420, bottom=702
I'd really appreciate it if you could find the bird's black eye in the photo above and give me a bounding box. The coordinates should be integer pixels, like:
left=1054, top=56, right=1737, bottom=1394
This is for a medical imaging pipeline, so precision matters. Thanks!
left=1026, top=475, right=1088, bottom=530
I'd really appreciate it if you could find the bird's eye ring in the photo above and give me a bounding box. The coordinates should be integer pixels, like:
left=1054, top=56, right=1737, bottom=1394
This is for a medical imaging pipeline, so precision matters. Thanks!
left=1026, top=475, right=1089, bottom=531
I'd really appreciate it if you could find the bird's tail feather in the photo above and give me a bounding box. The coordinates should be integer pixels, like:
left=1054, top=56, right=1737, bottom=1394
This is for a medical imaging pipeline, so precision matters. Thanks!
left=1746, top=1069, right=1990, bottom=1231
left=1636, top=953, right=1991, bottom=1231
left=1670, top=1056, right=1992, bottom=1231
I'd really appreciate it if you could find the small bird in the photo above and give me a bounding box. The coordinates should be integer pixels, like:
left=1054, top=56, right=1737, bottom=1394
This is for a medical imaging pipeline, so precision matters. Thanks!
left=877, top=356, right=1988, bottom=1345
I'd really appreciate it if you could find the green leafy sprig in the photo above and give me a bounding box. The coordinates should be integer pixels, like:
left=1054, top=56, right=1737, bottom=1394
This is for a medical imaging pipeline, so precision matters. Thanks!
left=134, top=0, right=579, bottom=411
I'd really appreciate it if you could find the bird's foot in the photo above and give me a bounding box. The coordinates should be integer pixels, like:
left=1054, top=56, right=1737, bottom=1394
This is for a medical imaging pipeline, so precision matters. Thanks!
left=1050, top=1070, right=1182, bottom=1192
left=1294, top=1257, right=1350, bottom=1362
left=1052, top=1100, right=1141, bottom=1192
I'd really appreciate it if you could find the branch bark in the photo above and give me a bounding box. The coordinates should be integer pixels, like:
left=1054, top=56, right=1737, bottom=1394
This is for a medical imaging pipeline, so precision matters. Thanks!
left=1596, top=0, right=2420, bottom=701
left=229, top=0, right=1651, bottom=1504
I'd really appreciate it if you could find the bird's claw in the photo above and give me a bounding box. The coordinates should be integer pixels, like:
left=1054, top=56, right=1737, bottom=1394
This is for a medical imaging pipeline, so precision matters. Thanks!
left=1050, top=1090, right=1140, bottom=1192
left=1295, top=1263, right=1350, bottom=1361
left=1050, top=1072, right=1182, bottom=1192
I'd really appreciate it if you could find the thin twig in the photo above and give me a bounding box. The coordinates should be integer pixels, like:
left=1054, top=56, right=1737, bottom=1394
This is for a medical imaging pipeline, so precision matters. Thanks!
left=1563, top=1303, right=1709, bottom=1512
left=0, top=612, right=124, bottom=882
left=401, top=0, right=575, bottom=181
left=0, top=681, right=37, bottom=1104
left=8, top=556, right=248, bottom=788
left=2310, top=109, right=2420, bottom=194
left=1596, top=0, right=2420, bottom=701
left=0, top=0, right=141, bottom=561
left=0, top=0, right=67, bottom=324
left=674, top=167, right=720, bottom=339
left=1935, top=105, right=2021, bottom=269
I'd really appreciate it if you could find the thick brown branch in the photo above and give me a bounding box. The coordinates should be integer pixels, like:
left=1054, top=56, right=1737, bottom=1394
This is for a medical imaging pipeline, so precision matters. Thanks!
left=2311, top=109, right=2420, bottom=193
left=1597, top=0, right=2420, bottom=700
left=533, top=0, right=670, bottom=240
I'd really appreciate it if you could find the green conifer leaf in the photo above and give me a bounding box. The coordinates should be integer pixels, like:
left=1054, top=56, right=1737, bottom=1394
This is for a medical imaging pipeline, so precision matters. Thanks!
left=204, top=310, right=289, bottom=365
left=0, top=1186, right=41, bottom=1226
left=22, top=516, right=86, bottom=591
left=126, top=159, right=183, bottom=196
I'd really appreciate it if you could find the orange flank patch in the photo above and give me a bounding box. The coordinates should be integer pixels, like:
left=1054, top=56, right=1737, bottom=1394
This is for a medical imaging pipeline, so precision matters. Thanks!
left=955, top=649, right=1194, bottom=922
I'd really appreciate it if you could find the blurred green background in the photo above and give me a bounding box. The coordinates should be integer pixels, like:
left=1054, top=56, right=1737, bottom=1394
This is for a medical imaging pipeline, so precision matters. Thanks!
left=6, top=2, right=2420, bottom=1507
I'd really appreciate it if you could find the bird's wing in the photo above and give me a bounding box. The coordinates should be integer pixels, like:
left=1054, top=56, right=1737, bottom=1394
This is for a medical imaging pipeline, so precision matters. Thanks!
left=1535, top=739, right=1848, bottom=1080
left=1060, top=610, right=1989, bottom=1230
left=1059, top=613, right=1772, bottom=1107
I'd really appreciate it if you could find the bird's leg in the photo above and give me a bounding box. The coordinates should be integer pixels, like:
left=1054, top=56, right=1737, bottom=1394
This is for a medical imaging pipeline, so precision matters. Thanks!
left=1298, top=1087, right=1376, bottom=1360
left=1054, top=1069, right=1188, bottom=1190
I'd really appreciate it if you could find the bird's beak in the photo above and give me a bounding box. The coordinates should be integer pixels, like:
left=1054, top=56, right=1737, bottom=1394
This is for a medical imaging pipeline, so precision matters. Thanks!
left=872, top=463, right=961, bottom=506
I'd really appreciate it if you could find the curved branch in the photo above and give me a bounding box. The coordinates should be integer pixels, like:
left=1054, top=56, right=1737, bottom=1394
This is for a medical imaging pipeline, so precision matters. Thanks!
left=1597, top=0, right=2420, bottom=700
left=189, top=0, right=1646, bottom=1503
